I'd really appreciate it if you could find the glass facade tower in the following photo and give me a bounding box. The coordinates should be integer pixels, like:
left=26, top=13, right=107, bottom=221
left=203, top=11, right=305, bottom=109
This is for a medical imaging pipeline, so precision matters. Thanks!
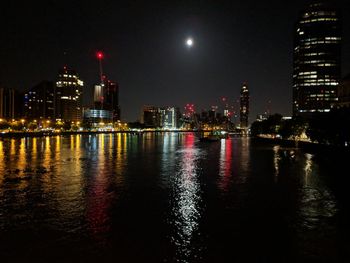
left=293, top=2, right=341, bottom=117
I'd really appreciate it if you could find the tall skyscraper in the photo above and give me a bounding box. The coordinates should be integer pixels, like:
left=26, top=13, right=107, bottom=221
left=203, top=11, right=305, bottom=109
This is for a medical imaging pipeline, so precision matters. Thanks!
left=142, top=105, right=179, bottom=129
left=240, top=83, right=249, bottom=128
left=293, top=2, right=341, bottom=117
left=92, top=76, right=120, bottom=122
left=55, top=66, right=84, bottom=122
left=92, top=52, right=121, bottom=123
left=142, top=106, right=162, bottom=128
left=104, top=78, right=120, bottom=122
left=24, top=81, right=54, bottom=120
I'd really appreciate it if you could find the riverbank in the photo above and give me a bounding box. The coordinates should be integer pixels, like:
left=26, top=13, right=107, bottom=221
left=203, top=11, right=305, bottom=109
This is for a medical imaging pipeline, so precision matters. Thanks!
left=254, top=136, right=350, bottom=155
left=0, top=130, right=199, bottom=139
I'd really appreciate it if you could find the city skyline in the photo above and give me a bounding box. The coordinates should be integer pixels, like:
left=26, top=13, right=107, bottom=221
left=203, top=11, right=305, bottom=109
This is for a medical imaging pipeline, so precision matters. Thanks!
left=1, top=0, right=350, bottom=122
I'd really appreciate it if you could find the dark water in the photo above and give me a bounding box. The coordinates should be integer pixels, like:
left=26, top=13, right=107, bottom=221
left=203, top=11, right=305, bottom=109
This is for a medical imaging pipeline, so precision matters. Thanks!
left=0, top=133, right=349, bottom=262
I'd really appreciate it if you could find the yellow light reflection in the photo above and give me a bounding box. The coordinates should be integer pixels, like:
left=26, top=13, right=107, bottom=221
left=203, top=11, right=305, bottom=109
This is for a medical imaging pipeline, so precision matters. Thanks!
left=10, top=139, right=15, bottom=156
left=0, top=140, right=4, bottom=184
left=32, top=137, right=37, bottom=162
left=273, top=145, right=280, bottom=180
left=18, top=138, right=26, bottom=172
left=304, top=153, right=313, bottom=185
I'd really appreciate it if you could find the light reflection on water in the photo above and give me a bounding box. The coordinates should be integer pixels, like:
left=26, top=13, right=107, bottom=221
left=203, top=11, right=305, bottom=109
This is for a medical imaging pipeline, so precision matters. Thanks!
left=298, top=153, right=337, bottom=230
left=0, top=134, right=347, bottom=261
left=170, top=133, right=203, bottom=262
left=218, top=138, right=233, bottom=191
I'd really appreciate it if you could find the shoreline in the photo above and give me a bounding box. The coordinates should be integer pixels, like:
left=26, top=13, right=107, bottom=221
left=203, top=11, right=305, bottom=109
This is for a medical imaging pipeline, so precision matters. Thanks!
left=253, top=136, right=350, bottom=155
left=0, top=130, right=200, bottom=139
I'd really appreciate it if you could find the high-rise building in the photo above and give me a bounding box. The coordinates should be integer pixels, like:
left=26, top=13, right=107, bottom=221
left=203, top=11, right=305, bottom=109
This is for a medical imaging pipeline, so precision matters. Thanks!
left=141, top=106, right=179, bottom=129
left=0, top=87, right=22, bottom=120
left=104, top=78, right=120, bottom=122
left=93, top=84, right=104, bottom=108
left=142, top=106, right=162, bottom=128
left=24, top=81, right=54, bottom=120
left=240, top=83, right=249, bottom=128
left=163, top=107, right=180, bottom=129
left=293, top=2, right=341, bottom=117
left=91, top=52, right=121, bottom=123
left=91, top=76, right=120, bottom=123
left=55, top=66, right=84, bottom=122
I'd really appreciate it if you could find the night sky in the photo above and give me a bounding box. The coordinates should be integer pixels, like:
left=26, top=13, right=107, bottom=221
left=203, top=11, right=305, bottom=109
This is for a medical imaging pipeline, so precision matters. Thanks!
left=1, top=0, right=349, bottom=122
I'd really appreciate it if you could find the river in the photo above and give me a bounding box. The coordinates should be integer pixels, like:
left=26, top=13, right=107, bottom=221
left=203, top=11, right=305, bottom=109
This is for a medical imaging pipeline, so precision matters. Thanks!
left=0, top=133, right=349, bottom=262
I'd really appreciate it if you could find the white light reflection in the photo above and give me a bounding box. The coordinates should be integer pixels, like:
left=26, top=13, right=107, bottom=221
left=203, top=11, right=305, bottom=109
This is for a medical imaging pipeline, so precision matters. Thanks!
left=160, top=133, right=177, bottom=187
left=171, top=133, right=202, bottom=262
left=298, top=153, right=337, bottom=231
left=273, top=145, right=281, bottom=181
left=218, top=138, right=232, bottom=191
left=304, top=153, right=313, bottom=185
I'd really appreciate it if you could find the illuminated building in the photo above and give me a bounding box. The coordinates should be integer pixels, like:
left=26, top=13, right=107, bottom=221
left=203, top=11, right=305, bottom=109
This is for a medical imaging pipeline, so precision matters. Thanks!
left=83, top=109, right=113, bottom=127
left=240, top=83, right=249, bottom=128
left=93, top=84, right=104, bottom=108
left=142, top=106, right=180, bottom=129
left=338, top=74, right=350, bottom=108
left=24, top=81, right=54, bottom=120
left=293, top=2, right=341, bottom=117
left=0, top=87, right=21, bottom=119
left=55, top=66, right=83, bottom=122
left=163, top=107, right=180, bottom=129
left=93, top=52, right=121, bottom=122
left=90, top=76, right=120, bottom=126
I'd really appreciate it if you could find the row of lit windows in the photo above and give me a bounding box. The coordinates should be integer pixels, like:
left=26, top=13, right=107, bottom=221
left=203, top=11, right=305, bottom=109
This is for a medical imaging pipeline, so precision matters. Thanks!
left=300, top=18, right=338, bottom=24
left=301, top=40, right=340, bottom=46
left=296, top=63, right=338, bottom=67
left=316, top=63, right=337, bottom=67
left=297, top=83, right=338, bottom=87
left=303, top=11, right=336, bottom=18
left=298, top=79, right=338, bottom=85
left=308, top=94, right=335, bottom=98
left=302, top=52, right=328, bottom=57
left=306, top=98, right=334, bottom=101
left=301, top=37, right=340, bottom=42
left=300, top=60, right=336, bottom=64
left=59, top=74, right=78, bottom=79
left=56, top=81, right=82, bottom=86
left=299, top=71, right=317, bottom=75
left=60, top=96, right=80, bottom=100
left=297, top=78, right=338, bottom=84
left=299, top=109, right=331, bottom=113
left=296, top=75, right=318, bottom=79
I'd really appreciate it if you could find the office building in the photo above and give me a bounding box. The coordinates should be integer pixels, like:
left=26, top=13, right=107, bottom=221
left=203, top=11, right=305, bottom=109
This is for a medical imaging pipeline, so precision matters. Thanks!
left=293, top=2, right=341, bottom=117
left=24, top=81, right=54, bottom=120
left=142, top=106, right=180, bottom=129
left=55, top=66, right=84, bottom=122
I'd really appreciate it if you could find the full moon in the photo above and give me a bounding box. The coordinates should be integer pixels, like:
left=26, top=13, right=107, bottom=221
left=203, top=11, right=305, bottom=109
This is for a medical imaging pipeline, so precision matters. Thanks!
left=186, top=38, right=193, bottom=47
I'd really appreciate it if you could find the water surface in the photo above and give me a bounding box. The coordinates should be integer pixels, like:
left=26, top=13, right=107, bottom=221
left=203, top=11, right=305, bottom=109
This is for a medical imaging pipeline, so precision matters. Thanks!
left=0, top=133, right=349, bottom=262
